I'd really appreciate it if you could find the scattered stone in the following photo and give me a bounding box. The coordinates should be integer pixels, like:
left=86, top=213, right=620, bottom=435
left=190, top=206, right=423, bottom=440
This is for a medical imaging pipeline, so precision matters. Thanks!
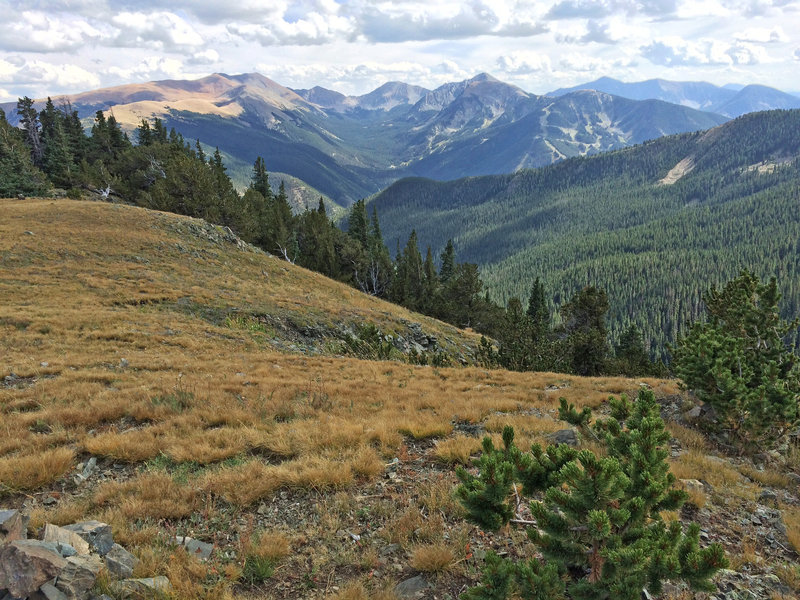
left=111, top=576, right=172, bottom=598
left=758, top=488, right=778, bottom=504
left=43, top=523, right=89, bottom=556
left=548, top=429, right=579, bottom=446
left=39, top=582, right=68, bottom=600
left=119, top=358, right=129, bottom=369
left=175, top=536, right=213, bottom=561
left=379, top=543, right=401, bottom=557
left=63, top=521, right=114, bottom=556
left=104, top=544, right=138, bottom=578
left=0, top=540, right=67, bottom=598
left=81, top=457, right=98, bottom=479
left=393, top=575, right=430, bottom=599
left=55, top=554, right=103, bottom=599
left=685, top=406, right=702, bottom=419
left=43, top=496, right=58, bottom=506
left=40, top=361, right=49, bottom=368
left=0, top=509, right=28, bottom=543
left=680, top=479, right=709, bottom=496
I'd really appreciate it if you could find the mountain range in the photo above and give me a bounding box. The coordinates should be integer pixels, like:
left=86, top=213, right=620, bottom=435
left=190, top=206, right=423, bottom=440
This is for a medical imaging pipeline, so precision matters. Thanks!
left=0, top=72, right=741, bottom=205
left=368, top=109, right=800, bottom=358
left=548, top=77, right=800, bottom=117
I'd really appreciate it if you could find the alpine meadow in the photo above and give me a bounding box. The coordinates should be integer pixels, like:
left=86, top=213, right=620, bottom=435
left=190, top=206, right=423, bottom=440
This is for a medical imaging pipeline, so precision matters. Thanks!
left=1, top=61, right=800, bottom=600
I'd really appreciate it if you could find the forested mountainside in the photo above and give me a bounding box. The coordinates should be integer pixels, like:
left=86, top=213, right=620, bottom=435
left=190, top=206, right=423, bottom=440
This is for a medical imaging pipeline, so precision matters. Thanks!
left=369, top=109, right=800, bottom=360
left=0, top=72, right=727, bottom=204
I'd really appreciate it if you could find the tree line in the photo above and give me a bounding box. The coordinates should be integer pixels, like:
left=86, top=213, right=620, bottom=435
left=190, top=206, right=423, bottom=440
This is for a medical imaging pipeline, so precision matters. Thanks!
left=0, top=97, right=670, bottom=377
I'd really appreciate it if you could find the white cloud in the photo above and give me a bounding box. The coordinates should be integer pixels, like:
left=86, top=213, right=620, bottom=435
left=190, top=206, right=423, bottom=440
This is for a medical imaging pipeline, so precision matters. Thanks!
left=558, top=52, right=610, bottom=72
left=641, top=37, right=768, bottom=66
left=675, top=0, right=729, bottom=18
left=111, top=11, right=204, bottom=49
left=0, top=57, right=101, bottom=100
left=229, top=9, right=354, bottom=46
left=106, top=57, right=185, bottom=81
left=0, top=10, right=106, bottom=53
left=734, top=26, right=787, bottom=43
left=795, top=48, right=800, bottom=61
left=555, top=19, right=621, bottom=44
left=496, top=52, right=552, bottom=75
left=188, top=49, right=220, bottom=66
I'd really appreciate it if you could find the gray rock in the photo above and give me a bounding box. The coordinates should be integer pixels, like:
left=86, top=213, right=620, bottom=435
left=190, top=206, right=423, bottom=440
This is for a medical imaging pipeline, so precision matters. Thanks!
left=758, top=488, right=778, bottom=503
left=111, top=576, right=172, bottom=598
left=786, top=472, right=800, bottom=487
left=0, top=540, right=67, bottom=598
left=680, top=478, right=711, bottom=496
left=39, top=582, right=69, bottom=600
left=394, top=575, right=430, bottom=599
left=549, top=429, right=579, bottom=446
left=43, top=524, right=91, bottom=556
left=80, top=458, right=97, bottom=480
left=55, top=554, right=102, bottom=599
left=63, top=521, right=114, bottom=556
left=0, top=509, right=28, bottom=543
left=175, top=536, right=213, bottom=561
left=105, top=543, right=138, bottom=578
left=685, top=406, right=702, bottom=419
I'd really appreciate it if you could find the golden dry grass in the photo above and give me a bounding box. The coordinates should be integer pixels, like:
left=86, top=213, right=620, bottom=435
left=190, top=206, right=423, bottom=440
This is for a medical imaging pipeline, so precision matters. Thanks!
left=669, top=450, right=756, bottom=499
left=0, top=199, right=682, bottom=598
left=410, top=543, right=455, bottom=572
left=0, top=447, right=75, bottom=491
left=434, top=435, right=482, bottom=465
left=782, top=504, right=800, bottom=552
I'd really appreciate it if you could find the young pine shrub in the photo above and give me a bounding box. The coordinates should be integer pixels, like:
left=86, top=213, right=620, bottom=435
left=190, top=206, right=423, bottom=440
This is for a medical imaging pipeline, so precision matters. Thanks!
left=455, top=389, right=727, bottom=600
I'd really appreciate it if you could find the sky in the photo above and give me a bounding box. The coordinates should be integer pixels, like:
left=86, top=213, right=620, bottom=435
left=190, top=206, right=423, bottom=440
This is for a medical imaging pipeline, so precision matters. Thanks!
left=1, top=0, right=799, bottom=102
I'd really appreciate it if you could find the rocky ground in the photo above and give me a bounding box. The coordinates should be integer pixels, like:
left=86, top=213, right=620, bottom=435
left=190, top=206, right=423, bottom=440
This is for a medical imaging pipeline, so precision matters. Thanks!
left=2, top=394, right=799, bottom=600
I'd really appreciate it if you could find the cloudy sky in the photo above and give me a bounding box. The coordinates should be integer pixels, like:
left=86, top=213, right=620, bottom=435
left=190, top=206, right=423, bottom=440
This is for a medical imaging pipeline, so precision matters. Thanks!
left=1, top=0, right=798, bottom=102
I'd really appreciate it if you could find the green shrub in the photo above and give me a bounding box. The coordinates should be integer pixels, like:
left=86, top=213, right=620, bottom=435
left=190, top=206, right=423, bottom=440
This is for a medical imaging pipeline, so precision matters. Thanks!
left=672, top=271, right=800, bottom=448
left=455, top=389, right=727, bottom=600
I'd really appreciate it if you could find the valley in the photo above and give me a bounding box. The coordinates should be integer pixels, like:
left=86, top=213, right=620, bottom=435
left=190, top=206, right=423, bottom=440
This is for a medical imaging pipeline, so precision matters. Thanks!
left=1, top=199, right=798, bottom=599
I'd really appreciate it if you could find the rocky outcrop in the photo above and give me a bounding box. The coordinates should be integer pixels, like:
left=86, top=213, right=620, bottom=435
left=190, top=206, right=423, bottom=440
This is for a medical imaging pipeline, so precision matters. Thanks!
left=0, top=511, right=164, bottom=600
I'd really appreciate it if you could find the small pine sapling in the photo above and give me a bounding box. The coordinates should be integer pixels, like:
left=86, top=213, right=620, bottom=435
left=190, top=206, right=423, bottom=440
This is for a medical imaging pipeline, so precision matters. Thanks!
left=455, top=389, right=727, bottom=600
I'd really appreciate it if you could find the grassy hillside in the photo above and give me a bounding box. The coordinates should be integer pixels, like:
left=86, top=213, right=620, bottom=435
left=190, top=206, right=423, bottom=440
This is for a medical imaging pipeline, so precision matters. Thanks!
left=369, top=110, right=800, bottom=359
left=2, top=199, right=798, bottom=599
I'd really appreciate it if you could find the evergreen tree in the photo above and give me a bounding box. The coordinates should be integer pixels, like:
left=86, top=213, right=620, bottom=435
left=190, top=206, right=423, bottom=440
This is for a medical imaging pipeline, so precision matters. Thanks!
left=209, top=147, right=241, bottom=228
left=38, top=98, right=76, bottom=187
left=527, top=277, right=548, bottom=331
left=613, top=324, right=659, bottom=376
left=497, top=297, right=535, bottom=371
left=672, top=271, right=800, bottom=447
left=16, top=96, right=43, bottom=167
left=422, top=246, right=439, bottom=313
left=251, top=156, right=272, bottom=200
left=561, top=286, right=610, bottom=376
left=392, top=230, right=424, bottom=309
left=439, top=239, right=456, bottom=284
left=347, top=198, right=370, bottom=248
left=456, top=389, right=727, bottom=600
left=0, top=108, right=50, bottom=196
left=270, top=181, right=295, bottom=261
left=352, top=206, right=393, bottom=297
left=296, top=199, right=337, bottom=276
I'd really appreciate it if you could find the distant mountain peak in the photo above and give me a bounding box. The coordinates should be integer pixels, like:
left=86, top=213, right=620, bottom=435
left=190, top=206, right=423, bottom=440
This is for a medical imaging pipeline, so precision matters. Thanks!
left=547, top=77, right=799, bottom=117
left=469, top=72, right=500, bottom=83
